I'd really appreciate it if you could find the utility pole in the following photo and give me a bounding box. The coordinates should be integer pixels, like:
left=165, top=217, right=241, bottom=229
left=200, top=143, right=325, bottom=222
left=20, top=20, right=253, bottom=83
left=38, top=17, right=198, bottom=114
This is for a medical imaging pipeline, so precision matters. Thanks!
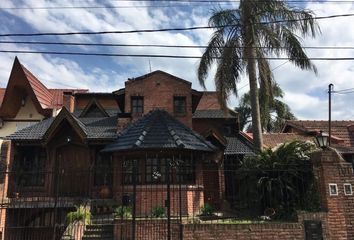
left=328, top=83, right=334, bottom=146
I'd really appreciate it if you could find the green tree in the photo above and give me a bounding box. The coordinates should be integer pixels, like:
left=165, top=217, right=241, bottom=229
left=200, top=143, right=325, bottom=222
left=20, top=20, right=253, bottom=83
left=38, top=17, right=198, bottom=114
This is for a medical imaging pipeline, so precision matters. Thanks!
left=198, top=1, right=319, bottom=151
left=236, top=83, right=296, bottom=132
left=239, top=141, right=320, bottom=220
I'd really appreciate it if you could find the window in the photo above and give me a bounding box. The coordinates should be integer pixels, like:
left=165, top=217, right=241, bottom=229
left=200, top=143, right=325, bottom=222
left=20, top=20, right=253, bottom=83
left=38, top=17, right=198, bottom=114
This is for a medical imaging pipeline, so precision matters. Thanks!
left=177, top=156, right=195, bottom=184
left=13, top=147, right=46, bottom=187
left=174, top=96, right=186, bottom=115
left=145, top=157, right=168, bottom=183
left=131, top=96, right=144, bottom=114
left=123, top=159, right=141, bottom=184
left=344, top=183, right=353, bottom=196
left=329, top=184, right=338, bottom=196
left=94, top=152, right=113, bottom=186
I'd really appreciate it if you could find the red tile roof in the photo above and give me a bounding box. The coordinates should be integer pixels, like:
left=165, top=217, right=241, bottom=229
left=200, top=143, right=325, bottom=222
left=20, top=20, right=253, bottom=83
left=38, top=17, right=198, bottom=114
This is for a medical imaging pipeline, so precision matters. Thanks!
left=21, top=65, right=89, bottom=109
left=50, top=89, right=88, bottom=108
left=0, top=58, right=88, bottom=117
left=21, top=65, right=54, bottom=109
left=241, top=132, right=313, bottom=149
left=284, top=120, right=354, bottom=147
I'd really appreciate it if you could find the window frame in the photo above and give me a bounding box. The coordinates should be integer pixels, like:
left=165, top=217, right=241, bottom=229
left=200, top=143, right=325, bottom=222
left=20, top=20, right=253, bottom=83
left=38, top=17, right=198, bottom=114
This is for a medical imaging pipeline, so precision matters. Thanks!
left=122, top=159, right=141, bottom=184
left=173, top=96, right=187, bottom=116
left=93, top=151, right=113, bottom=186
left=344, top=183, right=353, bottom=196
left=13, top=147, right=46, bottom=187
left=131, top=96, right=144, bottom=114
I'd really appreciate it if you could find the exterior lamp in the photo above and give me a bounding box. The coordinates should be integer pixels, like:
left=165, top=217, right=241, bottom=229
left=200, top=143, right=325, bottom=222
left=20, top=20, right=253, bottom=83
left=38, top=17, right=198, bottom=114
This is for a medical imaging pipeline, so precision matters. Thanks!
left=315, top=130, right=329, bottom=149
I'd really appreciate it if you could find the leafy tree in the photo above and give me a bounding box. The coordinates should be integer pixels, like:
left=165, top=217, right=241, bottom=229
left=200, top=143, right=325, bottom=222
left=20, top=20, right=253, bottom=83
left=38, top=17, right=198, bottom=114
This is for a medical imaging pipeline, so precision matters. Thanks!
left=236, top=83, right=296, bottom=132
left=238, top=141, right=320, bottom=220
left=198, top=1, right=319, bottom=150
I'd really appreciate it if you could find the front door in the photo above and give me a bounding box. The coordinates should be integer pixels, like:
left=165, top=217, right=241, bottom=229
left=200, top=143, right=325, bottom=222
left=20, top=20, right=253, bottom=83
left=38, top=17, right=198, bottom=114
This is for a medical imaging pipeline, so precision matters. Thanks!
left=56, top=145, right=90, bottom=197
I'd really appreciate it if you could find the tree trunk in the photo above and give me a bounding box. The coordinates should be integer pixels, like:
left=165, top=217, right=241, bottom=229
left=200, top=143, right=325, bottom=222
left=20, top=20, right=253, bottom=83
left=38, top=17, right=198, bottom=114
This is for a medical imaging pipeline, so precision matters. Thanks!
left=246, top=47, right=263, bottom=151
left=243, top=1, right=263, bottom=151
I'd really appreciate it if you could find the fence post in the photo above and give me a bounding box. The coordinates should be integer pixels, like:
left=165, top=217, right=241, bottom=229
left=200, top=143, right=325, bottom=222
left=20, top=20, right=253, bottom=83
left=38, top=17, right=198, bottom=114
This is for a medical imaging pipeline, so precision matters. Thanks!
left=166, top=158, right=171, bottom=240
left=132, top=159, right=137, bottom=240
left=178, top=156, right=183, bottom=240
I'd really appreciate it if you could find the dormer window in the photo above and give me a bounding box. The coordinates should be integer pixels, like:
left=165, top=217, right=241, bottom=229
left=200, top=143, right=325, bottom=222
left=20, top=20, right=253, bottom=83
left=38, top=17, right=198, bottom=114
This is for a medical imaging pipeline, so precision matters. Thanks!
left=131, top=96, right=144, bottom=114
left=174, top=96, right=186, bottom=116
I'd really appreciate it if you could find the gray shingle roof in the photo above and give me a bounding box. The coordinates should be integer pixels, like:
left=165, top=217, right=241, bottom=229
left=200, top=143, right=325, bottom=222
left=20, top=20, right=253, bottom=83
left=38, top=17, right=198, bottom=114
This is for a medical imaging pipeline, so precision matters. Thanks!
left=193, top=109, right=237, bottom=119
left=7, top=116, right=117, bottom=141
left=224, top=135, right=255, bottom=155
left=102, top=109, right=216, bottom=153
left=73, top=108, right=119, bottom=118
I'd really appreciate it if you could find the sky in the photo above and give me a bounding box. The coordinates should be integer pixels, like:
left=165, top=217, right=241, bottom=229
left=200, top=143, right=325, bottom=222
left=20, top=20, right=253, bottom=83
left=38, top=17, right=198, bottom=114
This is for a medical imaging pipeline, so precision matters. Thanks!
left=0, top=0, right=353, bottom=120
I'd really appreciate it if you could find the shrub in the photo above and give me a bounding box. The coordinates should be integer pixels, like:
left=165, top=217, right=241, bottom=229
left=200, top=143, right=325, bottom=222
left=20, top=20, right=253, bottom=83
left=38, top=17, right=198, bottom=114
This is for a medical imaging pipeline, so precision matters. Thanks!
left=200, top=203, right=213, bottom=216
left=67, top=205, right=91, bottom=225
left=151, top=206, right=165, bottom=218
left=114, top=206, right=132, bottom=219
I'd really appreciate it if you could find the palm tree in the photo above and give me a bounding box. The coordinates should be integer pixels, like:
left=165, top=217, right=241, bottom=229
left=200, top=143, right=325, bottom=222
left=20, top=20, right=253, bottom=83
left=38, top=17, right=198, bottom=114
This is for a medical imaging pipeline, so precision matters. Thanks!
left=198, top=0, right=319, bottom=151
left=236, top=83, right=296, bottom=132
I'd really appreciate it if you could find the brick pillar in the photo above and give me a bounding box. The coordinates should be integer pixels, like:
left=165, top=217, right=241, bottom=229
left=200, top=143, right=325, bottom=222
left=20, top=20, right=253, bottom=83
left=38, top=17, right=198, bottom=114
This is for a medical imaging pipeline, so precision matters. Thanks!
left=312, top=148, right=354, bottom=240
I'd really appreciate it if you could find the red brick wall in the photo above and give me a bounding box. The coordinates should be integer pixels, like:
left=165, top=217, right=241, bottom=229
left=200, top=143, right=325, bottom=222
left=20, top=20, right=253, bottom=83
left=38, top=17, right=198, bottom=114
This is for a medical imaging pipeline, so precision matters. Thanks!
left=183, top=212, right=328, bottom=240
left=312, top=149, right=354, bottom=240
left=124, top=72, right=193, bottom=127
left=114, top=219, right=180, bottom=240
left=192, top=118, right=238, bottom=136
left=196, top=92, right=221, bottom=110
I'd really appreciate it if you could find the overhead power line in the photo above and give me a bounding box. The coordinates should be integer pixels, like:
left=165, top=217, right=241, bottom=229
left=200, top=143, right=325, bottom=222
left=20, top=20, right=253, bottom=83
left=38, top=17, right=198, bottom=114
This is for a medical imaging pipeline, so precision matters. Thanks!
left=2, top=49, right=354, bottom=60
left=1, top=40, right=354, bottom=50
left=333, top=87, right=354, bottom=93
left=68, top=0, right=354, bottom=3
left=0, top=3, right=234, bottom=10
left=1, top=13, right=354, bottom=37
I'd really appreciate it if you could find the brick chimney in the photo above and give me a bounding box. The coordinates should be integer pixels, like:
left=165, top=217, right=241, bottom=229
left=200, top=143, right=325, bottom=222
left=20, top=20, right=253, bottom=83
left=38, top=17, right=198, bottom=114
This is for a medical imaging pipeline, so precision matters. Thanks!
left=63, top=92, right=75, bottom=113
left=117, top=113, right=132, bottom=133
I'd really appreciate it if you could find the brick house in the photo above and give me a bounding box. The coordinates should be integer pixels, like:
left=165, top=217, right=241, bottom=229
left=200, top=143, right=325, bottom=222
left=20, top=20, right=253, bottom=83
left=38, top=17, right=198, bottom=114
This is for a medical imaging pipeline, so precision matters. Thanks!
left=0, top=69, right=254, bottom=239
left=283, top=120, right=354, bottom=162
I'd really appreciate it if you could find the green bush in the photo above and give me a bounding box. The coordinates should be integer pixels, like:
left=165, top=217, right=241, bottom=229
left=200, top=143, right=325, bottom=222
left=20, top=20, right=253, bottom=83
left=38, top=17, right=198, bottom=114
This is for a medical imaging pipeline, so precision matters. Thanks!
left=67, top=205, right=91, bottom=225
left=151, top=206, right=165, bottom=218
left=114, top=206, right=132, bottom=219
left=200, top=203, right=213, bottom=216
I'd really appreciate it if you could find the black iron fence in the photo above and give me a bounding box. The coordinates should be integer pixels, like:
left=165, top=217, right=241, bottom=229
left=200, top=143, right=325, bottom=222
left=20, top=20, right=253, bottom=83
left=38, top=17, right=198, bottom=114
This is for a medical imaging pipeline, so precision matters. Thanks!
left=0, top=163, right=320, bottom=240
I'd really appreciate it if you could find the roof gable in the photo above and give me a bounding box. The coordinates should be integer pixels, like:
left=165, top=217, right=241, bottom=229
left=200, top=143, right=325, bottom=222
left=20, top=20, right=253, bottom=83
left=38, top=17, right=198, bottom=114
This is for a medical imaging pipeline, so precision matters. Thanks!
left=44, top=107, right=87, bottom=143
left=0, top=57, right=53, bottom=118
left=196, top=92, right=222, bottom=110
left=79, top=98, right=109, bottom=118
left=126, top=70, right=192, bottom=86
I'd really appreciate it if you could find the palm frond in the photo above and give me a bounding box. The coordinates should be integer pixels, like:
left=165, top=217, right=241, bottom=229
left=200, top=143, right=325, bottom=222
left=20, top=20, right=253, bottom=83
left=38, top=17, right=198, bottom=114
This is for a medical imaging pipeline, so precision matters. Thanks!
left=214, top=38, right=243, bottom=109
left=280, top=27, right=317, bottom=74
left=197, top=29, right=224, bottom=88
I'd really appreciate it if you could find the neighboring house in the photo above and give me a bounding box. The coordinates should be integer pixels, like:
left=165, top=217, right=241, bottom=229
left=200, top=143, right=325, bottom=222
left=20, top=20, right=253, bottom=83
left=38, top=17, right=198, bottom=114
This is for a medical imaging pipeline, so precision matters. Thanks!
left=0, top=57, right=88, bottom=138
left=1, top=70, right=254, bottom=239
left=283, top=120, right=354, bottom=163
left=241, top=132, right=313, bottom=149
